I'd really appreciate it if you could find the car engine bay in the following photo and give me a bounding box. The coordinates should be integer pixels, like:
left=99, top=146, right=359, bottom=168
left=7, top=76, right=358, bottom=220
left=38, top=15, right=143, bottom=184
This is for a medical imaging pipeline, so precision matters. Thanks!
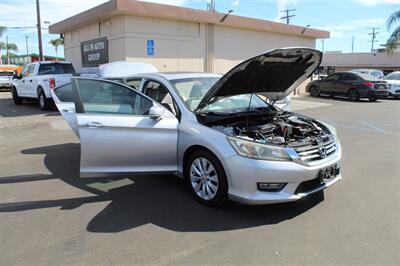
left=210, top=113, right=333, bottom=148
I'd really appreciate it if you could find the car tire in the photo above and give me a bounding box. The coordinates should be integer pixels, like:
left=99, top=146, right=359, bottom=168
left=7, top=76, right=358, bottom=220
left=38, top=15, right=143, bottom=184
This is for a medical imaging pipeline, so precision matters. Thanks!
left=369, top=98, right=378, bottom=102
left=38, top=89, right=52, bottom=111
left=185, top=149, right=228, bottom=207
left=309, top=86, right=319, bottom=97
left=11, top=86, right=23, bottom=105
left=347, top=89, right=359, bottom=101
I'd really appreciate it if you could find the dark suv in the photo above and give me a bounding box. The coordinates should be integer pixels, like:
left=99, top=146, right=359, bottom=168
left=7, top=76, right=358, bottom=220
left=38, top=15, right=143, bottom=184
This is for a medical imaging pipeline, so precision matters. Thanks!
left=306, top=72, right=389, bottom=101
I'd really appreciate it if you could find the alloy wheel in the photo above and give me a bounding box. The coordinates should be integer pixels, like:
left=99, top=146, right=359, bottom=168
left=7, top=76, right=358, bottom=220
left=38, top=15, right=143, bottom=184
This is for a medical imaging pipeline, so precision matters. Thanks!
left=39, top=93, right=45, bottom=109
left=190, top=157, right=219, bottom=201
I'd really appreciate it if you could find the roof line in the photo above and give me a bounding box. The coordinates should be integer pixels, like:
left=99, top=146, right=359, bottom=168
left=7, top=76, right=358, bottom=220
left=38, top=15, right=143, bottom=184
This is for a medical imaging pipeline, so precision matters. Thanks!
left=49, top=0, right=329, bottom=39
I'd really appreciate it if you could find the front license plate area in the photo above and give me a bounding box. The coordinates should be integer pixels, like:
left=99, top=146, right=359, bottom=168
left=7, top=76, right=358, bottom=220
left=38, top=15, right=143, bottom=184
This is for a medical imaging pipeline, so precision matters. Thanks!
left=319, top=164, right=340, bottom=184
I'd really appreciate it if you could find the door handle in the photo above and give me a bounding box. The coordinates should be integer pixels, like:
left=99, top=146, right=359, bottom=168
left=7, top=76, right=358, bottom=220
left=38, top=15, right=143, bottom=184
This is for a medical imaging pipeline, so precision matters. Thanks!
left=29, top=79, right=33, bottom=82
left=83, top=122, right=103, bottom=128
left=62, top=108, right=75, bottom=113
left=22, top=80, right=25, bottom=83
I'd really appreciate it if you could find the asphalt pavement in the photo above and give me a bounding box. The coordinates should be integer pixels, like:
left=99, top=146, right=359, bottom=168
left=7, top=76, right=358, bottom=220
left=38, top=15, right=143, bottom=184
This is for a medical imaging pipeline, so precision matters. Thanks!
left=0, top=91, right=399, bottom=265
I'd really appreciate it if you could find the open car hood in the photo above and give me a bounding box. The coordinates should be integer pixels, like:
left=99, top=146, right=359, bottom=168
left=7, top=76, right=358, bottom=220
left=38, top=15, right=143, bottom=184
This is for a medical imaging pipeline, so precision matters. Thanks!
left=196, top=48, right=322, bottom=111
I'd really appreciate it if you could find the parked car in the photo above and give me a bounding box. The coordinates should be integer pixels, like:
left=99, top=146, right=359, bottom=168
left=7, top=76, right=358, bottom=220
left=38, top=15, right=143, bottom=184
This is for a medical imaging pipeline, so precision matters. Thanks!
left=0, top=70, right=15, bottom=90
left=11, top=61, right=75, bottom=110
left=350, top=69, right=385, bottom=79
left=51, top=48, right=342, bottom=206
left=382, top=71, right=400, bottom=99
left=307, top=71, right=388, bottom=101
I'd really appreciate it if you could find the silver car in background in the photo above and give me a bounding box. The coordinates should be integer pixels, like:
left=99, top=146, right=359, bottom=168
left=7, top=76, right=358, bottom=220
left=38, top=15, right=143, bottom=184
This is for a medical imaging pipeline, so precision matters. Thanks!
left=52, top=48, right=342, bottom=206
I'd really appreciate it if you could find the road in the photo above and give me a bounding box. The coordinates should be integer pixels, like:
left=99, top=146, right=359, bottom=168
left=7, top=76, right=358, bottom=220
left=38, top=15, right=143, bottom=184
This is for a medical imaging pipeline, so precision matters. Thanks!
left=0, top=92, right=399, bottom=265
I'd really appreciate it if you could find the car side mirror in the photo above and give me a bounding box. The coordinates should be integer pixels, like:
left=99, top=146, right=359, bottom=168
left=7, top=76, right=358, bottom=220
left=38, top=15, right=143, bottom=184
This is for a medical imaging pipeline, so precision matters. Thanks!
left=149, top=105, right=164, bottom=120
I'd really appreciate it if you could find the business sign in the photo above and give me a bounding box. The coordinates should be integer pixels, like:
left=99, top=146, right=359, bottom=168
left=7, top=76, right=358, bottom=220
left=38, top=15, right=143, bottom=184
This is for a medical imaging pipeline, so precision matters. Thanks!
left=147, top=40, right=155, bottom=56
left=81, top=37, right=109, bottom=67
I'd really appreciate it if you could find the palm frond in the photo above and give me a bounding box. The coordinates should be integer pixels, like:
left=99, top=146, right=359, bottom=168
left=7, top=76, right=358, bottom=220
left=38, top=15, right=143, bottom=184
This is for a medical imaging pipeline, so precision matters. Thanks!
left=0, top=26, right=6, bottom=38
left=6, top=43, right=18, bottom=52
left=387, top=10, right=400, bottom=31
left=386, top=25, right=400, bottom=53
left=0, top=41, right=5, bottom=49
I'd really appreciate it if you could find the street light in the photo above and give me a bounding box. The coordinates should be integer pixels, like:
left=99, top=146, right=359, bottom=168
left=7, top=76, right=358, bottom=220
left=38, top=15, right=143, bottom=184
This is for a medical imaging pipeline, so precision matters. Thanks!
left=220, top=10, right=234, bottom=23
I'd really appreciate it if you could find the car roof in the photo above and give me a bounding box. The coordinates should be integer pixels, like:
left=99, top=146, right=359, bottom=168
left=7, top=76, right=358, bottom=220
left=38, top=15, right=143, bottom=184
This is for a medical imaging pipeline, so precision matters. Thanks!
left=143, top=72, right=222, bottom=81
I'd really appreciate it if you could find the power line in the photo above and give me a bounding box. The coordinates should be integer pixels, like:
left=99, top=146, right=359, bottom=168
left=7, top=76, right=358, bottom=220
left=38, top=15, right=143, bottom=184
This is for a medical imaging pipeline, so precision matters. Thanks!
left=280, top=9, right=296, bottom=24
left=368, top=27, right=380, bottom=53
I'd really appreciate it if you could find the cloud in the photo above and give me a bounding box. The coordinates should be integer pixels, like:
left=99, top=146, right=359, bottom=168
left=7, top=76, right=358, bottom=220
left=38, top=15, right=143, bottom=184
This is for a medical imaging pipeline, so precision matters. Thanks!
left=317, top=18, right=386, bottom=39
left=275, top=0, right=298, bottom=22
left=355, top=0, right=400, bottom=5
left=232, top=0, right=240, bottom=6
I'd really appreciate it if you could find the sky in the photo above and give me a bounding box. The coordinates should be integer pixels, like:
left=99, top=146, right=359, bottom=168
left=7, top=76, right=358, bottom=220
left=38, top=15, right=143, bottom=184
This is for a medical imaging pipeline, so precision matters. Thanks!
left=0, top=0, right=399, bottom=58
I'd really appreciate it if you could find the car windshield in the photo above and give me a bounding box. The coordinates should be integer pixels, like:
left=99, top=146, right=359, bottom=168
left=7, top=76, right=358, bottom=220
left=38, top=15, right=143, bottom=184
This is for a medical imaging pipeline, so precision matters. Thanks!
left=171, top=77, right=220, bottom=111
left=200, top=94, right=273, bottom=114
left=383, top=73, right=400, bottom=80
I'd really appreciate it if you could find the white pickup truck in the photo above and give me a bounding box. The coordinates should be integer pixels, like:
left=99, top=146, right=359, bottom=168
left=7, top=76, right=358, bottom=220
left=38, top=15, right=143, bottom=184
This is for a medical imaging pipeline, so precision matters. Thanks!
left=11, top=61, right=75, bottom=110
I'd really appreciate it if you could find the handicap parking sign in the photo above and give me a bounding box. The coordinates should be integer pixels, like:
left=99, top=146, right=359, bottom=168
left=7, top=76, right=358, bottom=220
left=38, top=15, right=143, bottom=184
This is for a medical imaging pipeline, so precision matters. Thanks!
left=147, top=40, right=154, bottom=56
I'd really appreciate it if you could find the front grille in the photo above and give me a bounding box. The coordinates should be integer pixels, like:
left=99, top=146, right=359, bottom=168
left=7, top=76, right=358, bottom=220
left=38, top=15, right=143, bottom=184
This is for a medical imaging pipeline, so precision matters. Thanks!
left=294, top=139, right=336, bottom=162
left=295, top=177, right=322, bottom=194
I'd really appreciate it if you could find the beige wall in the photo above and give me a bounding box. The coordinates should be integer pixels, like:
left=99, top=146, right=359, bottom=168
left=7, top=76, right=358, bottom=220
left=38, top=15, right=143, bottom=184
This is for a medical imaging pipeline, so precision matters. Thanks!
left=63, top=14, right=317, bottom=76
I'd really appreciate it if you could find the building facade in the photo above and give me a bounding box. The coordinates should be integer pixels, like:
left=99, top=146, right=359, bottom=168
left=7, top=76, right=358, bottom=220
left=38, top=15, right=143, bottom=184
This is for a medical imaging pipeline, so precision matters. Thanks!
left=49, top=0, right=329, bottom=74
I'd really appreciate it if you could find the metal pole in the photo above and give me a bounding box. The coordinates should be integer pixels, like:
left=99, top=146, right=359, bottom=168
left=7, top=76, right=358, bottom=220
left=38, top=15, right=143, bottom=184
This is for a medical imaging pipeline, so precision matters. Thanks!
left=36, top=0, right=44, bottom=61
left=25, top=36, right=29, bottom=57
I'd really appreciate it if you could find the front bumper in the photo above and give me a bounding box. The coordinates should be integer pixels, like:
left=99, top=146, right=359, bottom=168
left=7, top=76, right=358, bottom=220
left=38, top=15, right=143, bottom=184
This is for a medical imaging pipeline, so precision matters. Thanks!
left=222, top=148, right=342, bottom=205
left=0, top=82, right=12, bottom=88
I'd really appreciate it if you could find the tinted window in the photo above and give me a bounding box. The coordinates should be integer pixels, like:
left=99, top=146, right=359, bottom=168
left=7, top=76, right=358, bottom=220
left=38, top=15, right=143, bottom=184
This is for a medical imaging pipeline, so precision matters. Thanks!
left=325, top=73, right=341, bottom=81
left=143, top=80, right=177, bottom=115
left=77, top=79, right=152, bottom=115
left=384, top=73, right=400, bottom=80
left=38, top=63, right=75, bottom=75
left=341, top=73, right=357, bottom=81
left=0, top=71, right=14, bottom=77
left=54, top=83, right=73, bottom=102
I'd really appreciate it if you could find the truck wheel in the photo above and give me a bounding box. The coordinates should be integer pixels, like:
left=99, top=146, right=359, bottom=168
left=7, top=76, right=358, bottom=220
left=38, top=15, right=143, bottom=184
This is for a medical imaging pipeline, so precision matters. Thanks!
left=38, top=89, right=51, bottom=111
left=11, top=86, right=23, bottom=105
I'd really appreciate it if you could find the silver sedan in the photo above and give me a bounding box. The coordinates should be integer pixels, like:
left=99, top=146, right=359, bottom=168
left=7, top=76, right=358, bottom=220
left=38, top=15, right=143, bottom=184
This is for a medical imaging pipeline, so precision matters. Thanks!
left=52, top=48, right=342, bottom=206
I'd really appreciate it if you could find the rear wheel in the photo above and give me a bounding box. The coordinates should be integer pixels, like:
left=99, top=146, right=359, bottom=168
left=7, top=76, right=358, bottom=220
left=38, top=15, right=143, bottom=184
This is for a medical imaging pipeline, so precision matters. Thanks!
left=347, top=89, right=359, bottom=101
left=11, top=86, right=23, bottom=105
left=309, top=86, right=319, bottom=97
left=38, top=89, right=52, bottom=111
left=185, top=149, right=228, bottom=206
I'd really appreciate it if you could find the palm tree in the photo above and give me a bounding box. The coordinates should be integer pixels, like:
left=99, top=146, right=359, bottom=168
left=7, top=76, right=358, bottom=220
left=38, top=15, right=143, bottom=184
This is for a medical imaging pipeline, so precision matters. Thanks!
left=49, top=38, right=64, bottom=61
left=0, top=26, right=6, bottom=64
left=5, top=43, right=18, bottom=64
left=386, top=10, right=400, bottom=52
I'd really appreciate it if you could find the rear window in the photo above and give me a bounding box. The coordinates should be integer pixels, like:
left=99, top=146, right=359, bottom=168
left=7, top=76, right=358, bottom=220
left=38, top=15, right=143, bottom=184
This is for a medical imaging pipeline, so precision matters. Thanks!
left=38, top=63, right=75, bottom=75
left=0, top=71, right=14, bottom=76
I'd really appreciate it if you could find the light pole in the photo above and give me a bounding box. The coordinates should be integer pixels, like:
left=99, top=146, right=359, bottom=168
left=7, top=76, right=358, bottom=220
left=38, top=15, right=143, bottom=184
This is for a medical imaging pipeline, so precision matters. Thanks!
left=25, top=36, right=29, bottom=58
left=36, top=0, right=44, bottom=61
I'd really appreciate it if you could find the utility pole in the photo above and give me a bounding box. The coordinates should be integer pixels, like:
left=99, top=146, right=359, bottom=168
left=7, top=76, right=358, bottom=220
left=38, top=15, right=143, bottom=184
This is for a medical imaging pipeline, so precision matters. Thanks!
left=207, top=0, right=215, bottom=11
left=351, top=36, right=355, bottom=53
left=25, top=36, right=29, bottom=58
left=6, top=36, right=10, bottom=64
left=368, top=27, right=380, bottom=53
left=321, top=39, right=325, bottom=53
left=280, top=9, right=296, bottom=24
left=36, top=0, right=44, bottom=61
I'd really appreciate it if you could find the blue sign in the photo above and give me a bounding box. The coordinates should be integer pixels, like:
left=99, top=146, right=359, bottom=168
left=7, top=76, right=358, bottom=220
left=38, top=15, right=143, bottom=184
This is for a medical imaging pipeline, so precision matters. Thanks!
left=147, top=40, right=154, bottom=56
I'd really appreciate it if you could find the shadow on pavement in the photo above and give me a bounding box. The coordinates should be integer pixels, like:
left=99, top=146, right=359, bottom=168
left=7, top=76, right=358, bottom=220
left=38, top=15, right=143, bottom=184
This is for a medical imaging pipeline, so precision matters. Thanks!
left=0, top=143, right=324, bottom=233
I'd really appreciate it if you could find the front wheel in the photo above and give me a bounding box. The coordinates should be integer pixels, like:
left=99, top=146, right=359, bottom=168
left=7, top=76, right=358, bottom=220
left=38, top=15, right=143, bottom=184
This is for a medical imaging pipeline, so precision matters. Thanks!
left=11, top=86, right=23, bottom=105
left=186, top=150, right=228, bottom=206
left=369, top=97, right=378, bottom=102
left=309, top=86, right=319, bottom=97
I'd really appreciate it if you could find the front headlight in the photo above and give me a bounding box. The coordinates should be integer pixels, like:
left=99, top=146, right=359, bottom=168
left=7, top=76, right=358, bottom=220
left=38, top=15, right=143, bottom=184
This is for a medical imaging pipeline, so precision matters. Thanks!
left=227, top=136, right=291, bottom=161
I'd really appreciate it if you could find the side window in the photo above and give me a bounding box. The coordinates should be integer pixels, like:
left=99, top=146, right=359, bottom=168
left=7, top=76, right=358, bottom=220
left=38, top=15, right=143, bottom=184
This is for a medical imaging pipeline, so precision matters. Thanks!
left=54, top=83, right=73, bottom=102
left=27, top=64, right=36, bottom=77
left=342, top=74, right=357, bottom=81
left=325, top=73, right=341, bottom=81
left=76, top=79, right=153, bottom=115
left=126, top=79, right=142, bottom=90
left=143, top=80, right=178, bottom=115
left=21, top=65, right=31, bottom=77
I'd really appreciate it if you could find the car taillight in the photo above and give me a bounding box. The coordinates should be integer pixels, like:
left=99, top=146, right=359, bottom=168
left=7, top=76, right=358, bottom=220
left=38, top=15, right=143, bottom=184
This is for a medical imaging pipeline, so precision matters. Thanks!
left=49, top=78, right=56, bottom=89
left=364, top=81, right=374, bottom=88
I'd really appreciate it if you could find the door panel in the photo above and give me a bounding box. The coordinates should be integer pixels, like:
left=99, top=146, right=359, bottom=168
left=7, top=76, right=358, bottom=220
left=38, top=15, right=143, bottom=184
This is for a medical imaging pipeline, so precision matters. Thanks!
left=77, top=114, right=178, bottom=175
left=72, top=78, right=179, bottom=177
left=320, top=73, right=341, bottom=95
